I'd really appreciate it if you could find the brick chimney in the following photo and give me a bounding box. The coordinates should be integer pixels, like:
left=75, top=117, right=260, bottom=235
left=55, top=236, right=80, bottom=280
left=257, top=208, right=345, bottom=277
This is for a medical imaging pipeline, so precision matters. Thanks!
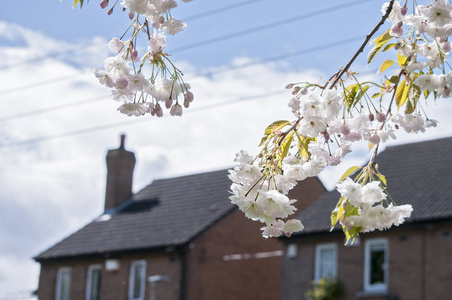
left=104, top=134, right=136, bottom=211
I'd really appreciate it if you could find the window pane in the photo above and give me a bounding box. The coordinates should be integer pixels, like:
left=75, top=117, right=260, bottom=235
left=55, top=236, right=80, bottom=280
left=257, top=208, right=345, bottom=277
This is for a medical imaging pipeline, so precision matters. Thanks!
left=59, top=270, right=71, bottom=300
left=370, top=248, right=385, bottom=284
left=132, top=264, right=143, bottom=298
left=319, top=248, right=335, bottom=279
left=89, top=269, right=102, bottom=300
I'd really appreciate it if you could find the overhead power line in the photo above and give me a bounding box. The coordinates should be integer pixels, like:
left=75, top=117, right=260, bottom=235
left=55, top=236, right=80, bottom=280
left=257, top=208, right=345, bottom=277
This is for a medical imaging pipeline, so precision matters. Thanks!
left=0, top=0, right=370, bottom=97
left=172, top=0, right=370, bottom=53
left=183, top=0, right=264, bottom=22
left=0, top=72, right=89, bottom=96
left=0, top=36, right=366, bottom=121
left=0, top=90, right=287, bottom=149
left=0, top=95, right=107, bottom=122
left=0, top=41, right=105, bottom=72
left=0, top=0, right=264, bottom=73
left=0, top=34, right=374, bottom=122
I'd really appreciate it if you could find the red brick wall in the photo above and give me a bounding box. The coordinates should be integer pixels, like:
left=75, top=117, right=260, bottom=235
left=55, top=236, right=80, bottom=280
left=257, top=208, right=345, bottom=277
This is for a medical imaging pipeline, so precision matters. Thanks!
left=281, top=222, right=452, bottom=300
left=37, top=253, right=181, bottom=300
left=185, top=177, right=326, bottom=300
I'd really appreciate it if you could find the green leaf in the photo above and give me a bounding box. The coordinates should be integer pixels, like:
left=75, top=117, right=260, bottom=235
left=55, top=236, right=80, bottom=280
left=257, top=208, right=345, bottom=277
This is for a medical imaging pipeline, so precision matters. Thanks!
left=330, top=197, right=346, bottom=231
left=355, top=85, right=370, bottom=103
left=297, top=135, right=315, bottom=159
left=387, top=75, right=400, bottom=84
left=395, top=80, right=408, bottom=110
left=378, top=59, right=395, bottom=74
left=370, top=29, right=392, bottom=46
left=342, top=205, right=361, bottom=244
left=344, top=226, right=361, bottom=244
left=259, top=120, right=291, bottom=146
left=376, top=173, right=387, bottom=186
left=383, top=43, right=396, bottom=52
left=343, top=84, right=369, bottom=110
left=72, top=0, right=85, bottom=8
left=367, top=29, right=392, bottom=64
left=367, top=44, right=385, bottom=65
left=339, top=166, right=361, bottom=183
left=397, top=52, right=407, bottom=67
left=278, top=132, right=294, bottom=166
left=405, top=84, right=420, bottom=114
left=343, top=83, right=359, bottom=109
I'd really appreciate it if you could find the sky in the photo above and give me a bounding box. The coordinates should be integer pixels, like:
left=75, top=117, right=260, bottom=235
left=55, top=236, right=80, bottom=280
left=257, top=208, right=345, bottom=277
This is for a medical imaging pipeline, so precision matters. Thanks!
left=1, top=0, right=452, bottom=298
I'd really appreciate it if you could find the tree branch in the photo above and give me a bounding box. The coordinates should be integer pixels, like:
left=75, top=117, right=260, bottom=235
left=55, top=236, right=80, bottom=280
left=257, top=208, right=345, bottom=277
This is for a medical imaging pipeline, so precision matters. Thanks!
left=329, top=0, right=395, bottom=89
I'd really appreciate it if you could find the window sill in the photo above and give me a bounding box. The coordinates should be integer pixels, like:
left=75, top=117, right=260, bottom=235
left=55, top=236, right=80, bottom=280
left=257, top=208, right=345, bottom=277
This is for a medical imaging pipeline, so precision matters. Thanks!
left=355, top=290, right=389, bottom=298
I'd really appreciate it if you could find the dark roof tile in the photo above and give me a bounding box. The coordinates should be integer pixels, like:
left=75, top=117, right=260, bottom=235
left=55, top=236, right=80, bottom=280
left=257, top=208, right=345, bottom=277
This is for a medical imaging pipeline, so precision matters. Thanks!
left=36, top=169, right=235, bottom=261
left=296, top=137, right=452, bottom=235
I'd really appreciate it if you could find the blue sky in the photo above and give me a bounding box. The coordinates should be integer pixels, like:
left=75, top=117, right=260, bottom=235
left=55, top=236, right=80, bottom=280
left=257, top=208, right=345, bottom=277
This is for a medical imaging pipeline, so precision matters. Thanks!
left=1, top=0, right=452, bottom=298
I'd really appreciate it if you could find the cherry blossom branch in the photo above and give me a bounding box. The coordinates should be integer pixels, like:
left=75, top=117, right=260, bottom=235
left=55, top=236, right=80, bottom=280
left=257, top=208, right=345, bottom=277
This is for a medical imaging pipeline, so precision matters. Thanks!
left=328, top=0, right=395, bottom=89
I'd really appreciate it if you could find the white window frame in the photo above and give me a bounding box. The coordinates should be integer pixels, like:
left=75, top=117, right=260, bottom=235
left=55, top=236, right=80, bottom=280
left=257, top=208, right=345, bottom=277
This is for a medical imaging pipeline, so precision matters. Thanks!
left=85, top=264, right=102, bottom=300
left=364, top=238, right=388, bottom=292
left=128, top=260, right=147, bottom=300
left=314, top=243, right=337, bottom=281
left=55, top=267, right=71, bottom=300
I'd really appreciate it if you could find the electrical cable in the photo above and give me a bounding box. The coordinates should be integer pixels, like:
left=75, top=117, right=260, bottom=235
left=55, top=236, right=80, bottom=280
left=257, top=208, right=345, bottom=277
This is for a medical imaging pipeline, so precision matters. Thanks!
left=0, top=90, right=287, bottom=149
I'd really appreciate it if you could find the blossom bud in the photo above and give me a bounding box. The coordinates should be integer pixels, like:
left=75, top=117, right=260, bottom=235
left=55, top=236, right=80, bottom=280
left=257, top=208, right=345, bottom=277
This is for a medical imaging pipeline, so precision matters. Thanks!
left=155, top=104, right=163, bottom=117
left=293, top=86, right=300, bottom=92
left=100, top=0, right=108, bottom=9
left=170, top=104, right=183, bottom=116
left=107, top=7, right=114, bottom=15
left=442, top=41, right=451, bottom=53
left=184, top=100, right=190, bottom=108
left=165, top=99, right=173, bottom=109
left=301, top=88, right=308, bottom=95
left=322, top=131, right=330, bottom=141
left=444, top=87, right=451, bottom=97
left=401, top=6, right=408, bottom=16
left=129, top=12, right=135, bottom=19
left=368, top=113, right=375, bottom=121
left=369, top=134, right=381, bottom=145
left=159, top=16, right=165, bottom=24
left=376, top=112, right=387, bottom=123
left=285, top=83, right=293, bottom=89
left=123, top=7, right=126, bottom=12
left=340, top=124, right=350, bottom=135
left=395, top=124, right=399, bottom=130
left=184, top=91, right=194, bottom=102
left=132, top=49, right=138, bottom=61
left=390, top=22, right=403, bottom=38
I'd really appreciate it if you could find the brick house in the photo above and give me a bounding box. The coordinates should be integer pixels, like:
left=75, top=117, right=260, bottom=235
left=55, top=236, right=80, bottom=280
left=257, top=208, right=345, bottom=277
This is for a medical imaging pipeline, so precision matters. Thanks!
left=281, top=137, right=452, bottom=300
left=34, top=135, right=326, bottom=300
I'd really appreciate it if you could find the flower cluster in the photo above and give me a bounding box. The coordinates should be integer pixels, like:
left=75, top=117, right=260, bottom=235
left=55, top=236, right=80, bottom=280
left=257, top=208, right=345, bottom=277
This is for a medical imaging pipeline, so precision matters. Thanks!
left=229, top=151, right=306, bottom=238
left=94, top=0, right=194, bottom=117
left=229, top=0, right=452, bottom=241
left=336, top=178, right=412, bottom=233
left=386, top=0, right=452, bottom=96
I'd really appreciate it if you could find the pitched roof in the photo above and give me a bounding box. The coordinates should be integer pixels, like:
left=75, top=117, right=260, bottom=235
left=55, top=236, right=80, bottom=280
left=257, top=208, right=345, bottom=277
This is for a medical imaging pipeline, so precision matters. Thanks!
left=35, top=169, right=235, bottom=261
left=295, top=137, right=452, bottom=235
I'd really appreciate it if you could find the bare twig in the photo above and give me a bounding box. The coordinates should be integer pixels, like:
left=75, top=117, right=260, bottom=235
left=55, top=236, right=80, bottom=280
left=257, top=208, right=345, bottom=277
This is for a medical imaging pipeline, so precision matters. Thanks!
left=328, top=0, right=395, bottom=89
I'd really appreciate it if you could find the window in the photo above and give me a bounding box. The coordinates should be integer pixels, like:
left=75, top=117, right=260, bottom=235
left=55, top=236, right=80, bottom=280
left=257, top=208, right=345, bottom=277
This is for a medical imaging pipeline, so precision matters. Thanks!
left=314, top=243, right=337, bottom=281
left=86, top=265, right=102, bottom=300
left=55, top=267, right=71, bottom=300
left=364, top=238, right=388, bottom=292
left=128, top=260, right=146, bottom=300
